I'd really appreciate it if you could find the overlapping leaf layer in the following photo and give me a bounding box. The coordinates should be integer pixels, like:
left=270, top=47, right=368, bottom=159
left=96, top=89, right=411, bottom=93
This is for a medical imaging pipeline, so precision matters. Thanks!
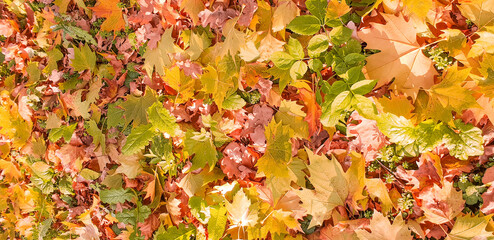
left=0, top=0, right=494, bottom=239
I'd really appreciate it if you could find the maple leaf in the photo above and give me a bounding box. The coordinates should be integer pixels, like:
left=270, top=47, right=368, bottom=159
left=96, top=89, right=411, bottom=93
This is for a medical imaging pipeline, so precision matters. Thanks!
left=201, top=65, right=235, bottom=109
left=89, top=0, right=125, bottom=32
left=257, top=33, right=285, bottom=62
left=225, top=189, right=259, bottom=229
left=481, top=186, right=494, bottom=215
left=365, top=178, right=395, bottom=214
left=162, top=66, right=196, bottom=104
left=458, top=0, right=494, bottom=31
left=448, top=214, right=494, bottom=240
left=153, top=224, right=196, bottom=240
left=184, top=129, right=218, bottom=171
left=184, top=30, right=211, bottom=60
left=100, top=188, right=134, bottom=204
left=178, top=169, right=224, bottom=197
left=143, top=28, right=176, bottom=76
left=272, top=0, right=298, bottom=32
left=355, top=211, right=413, bottom=240
left=274, top=100, right=309, bottom=139
left=115, top=154, right=143, bottom=179
left=0, top=100, right=32, bottom=148
left=147, top=102, right=180, bottom=137
left=478, top=55, right=494, bottom=97
left=375, top=93, right=414, bottom=119
left=345, top=151, right=367, bottom=209
left=438, top=29, right=467, bottom=55
left=0, top=159, right=22, bottom=182
left=217, top=19, right=246, bottom=58
left=297, top=149, right=348, bottom=228
left=326, top=0, right=350, bottom=20
left=86, top=119, right=106, bottom=153
left=402, top=0, right=432, bottom=20
left=418, top=181, right=465, bottom=224
left=424, top=65, right=479, bottom=123
left=347, top=112, right=389, bottom=161
left=180, top=0, right=205, bottom=25
left=265, top=157, right=306, bottom=201
left=121, top=124, right=157, bottom=155
left=120, top=88, right=157, bottom=127
left=256, top=119, right=293, bottom=178
left=43, top=48, right=63, bottom=74
left=71, top=44, right=96, bottom=73
left=469, top=30, right=494, bottom=58
left=358, top=13, right=437, bottom=97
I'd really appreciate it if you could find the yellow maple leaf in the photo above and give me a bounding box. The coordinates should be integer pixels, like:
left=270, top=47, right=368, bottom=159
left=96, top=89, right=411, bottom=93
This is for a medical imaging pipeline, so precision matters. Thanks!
left=272, top=0, right=298, bottom=32
left=375, top=92, right=414, bottom=119
left=256, top=119, right=293, bottom=178
left=218, top=19, right=246, bottom=58
left=326, top=0, right=350, bottom=20
left=180, top=0, right=205, bottom=25
left=458, top=0, right=494, bottom=31
left=143, top=28, right=176, bottom=76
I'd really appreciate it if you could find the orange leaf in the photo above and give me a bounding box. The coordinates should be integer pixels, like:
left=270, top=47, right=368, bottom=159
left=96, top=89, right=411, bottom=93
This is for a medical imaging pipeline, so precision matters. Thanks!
left=358, top=14, right=437, bottom=98
left=299, top=88, right=321, bottom=137
left=90, top=0, right=125, bottom=32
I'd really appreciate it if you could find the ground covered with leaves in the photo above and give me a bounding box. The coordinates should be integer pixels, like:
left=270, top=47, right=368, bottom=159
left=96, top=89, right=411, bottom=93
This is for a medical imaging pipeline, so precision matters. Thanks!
left=1, top=0, right=494, bottom=239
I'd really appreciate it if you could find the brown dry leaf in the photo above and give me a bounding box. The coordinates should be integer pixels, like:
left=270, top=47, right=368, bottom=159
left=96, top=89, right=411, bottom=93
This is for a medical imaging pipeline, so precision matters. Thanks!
left=358, top=13, right=437, bottom=98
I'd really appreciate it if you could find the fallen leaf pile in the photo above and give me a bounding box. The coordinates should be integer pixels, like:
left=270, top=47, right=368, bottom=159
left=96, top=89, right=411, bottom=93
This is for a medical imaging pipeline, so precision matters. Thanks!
left=0, top=0, right=494, bottom=239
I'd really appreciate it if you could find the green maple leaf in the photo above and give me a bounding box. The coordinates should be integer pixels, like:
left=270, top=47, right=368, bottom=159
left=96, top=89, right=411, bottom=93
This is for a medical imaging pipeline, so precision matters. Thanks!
left=116, top=204, right=151, bottom=225
left=43, top=48, right=63, bottom=74
left=48, top=123, right=77, bottom=142
left=86, top=119, right=105, bottom=153
left=143, top=28, right=175, bottom=76
left=147, top=102, right=179, bottom=136
left=256, top=119, right=293, bottom=178
left=100, top=188, right=134, bottom=204
left=107, top=100, right=124, bottom=128
left=120, top=88, right=157, bottom=127
left=71, top=44, right=96, bottom=72
left=184, top=129, right=218, bottom=171
left=153, top=224, right=196, bottom=240
left=121, top=124, right=157, bottom=155
left=268, top=66, right=293, bottom=91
